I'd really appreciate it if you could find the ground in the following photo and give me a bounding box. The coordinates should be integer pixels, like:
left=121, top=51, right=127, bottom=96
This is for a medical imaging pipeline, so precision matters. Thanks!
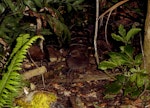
left=21, top=39, right=150, bottom=108
left=19, top=1, right=150, bottom=107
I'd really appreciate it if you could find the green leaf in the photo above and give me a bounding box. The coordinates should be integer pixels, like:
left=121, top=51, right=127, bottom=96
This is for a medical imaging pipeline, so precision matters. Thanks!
left=123, top=84, right=133, bottom=96
left=129, top=68, right=138, bottom=73
left=73, top=0, right=84, bottom=5
left=40, top=29, right=53, bottom=35
left=118, top=24, right=126, bottom=37
left=123, top=83, right=142, bottom=98
left=134, top=54, right=142, bottom=65
left=98, top=61, right=117, bottom=70
left=47, top=15, right=71, bottom=46
left=11, top=34, right=30, bottom=56
left=33, top=0, right=42, bottom=8
left=136, top=74, right=146, bottom=87
left=67, top=4, right=72, bottom=12
left=116, top=75, right=126, bottom=83
left=71, top=0, right=84, bottom=11
left=130, top=73, right=137, bottom=82
left=23, top=0, right=37, bottom=11
left=3, top=0, right=16, bottom=12
left=105, top=82, right=122, bottom=94
left=66, top=0, right=76, bottom=2
left=120, top=45, right=134, bottom=58
left=125, top=28, right=141, bottom=43
left=111, top=33, right=124, bottom=42
left=0, top=3, right=6, bottom=14
left=130, top=89, right=142, bottom=98
left=109, top=52, right=127, bottom=66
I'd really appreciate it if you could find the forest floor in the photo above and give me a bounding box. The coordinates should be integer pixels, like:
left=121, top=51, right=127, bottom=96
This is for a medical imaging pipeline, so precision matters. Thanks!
left=17, top=0, right=150, bottom=108
left=21, top=44, right=150, bottom=108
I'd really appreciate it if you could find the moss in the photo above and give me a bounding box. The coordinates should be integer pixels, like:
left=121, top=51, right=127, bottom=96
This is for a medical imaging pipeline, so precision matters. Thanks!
left=15, top=91, right=57, bottom=108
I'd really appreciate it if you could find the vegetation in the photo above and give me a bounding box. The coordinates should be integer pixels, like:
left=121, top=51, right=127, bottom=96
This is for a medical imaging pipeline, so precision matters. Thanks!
left=0, top=0, right=148, bottom=107
left=0, top=0, right=85, bottom=107
left=99, top=25, right=149, bottom=98
left=15, top=91, right=57, bottom=108
left=0, top=34, right=43, bottom=107
left=0, top=0, right=85, bottom=56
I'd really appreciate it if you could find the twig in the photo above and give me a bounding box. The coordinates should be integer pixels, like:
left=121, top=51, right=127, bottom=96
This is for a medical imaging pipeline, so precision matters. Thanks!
left=52, top=73, right=121, bottom=83
left=104, top=10, right=112, bottom=45
left=140, top=34, right=145, bottom=69
left=94, top=0, right=100, bottom=65
left=98, top=0, right=129, bottom=20
left=27, top=50, right=46, bottom=87
left=104, top=70, right=116, bottom=80
left=27, top=51, right=38, bottom=67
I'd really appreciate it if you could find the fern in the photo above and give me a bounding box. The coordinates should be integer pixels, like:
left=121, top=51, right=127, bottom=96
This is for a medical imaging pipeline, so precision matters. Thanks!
left=0, top=34, right=44, bottom=107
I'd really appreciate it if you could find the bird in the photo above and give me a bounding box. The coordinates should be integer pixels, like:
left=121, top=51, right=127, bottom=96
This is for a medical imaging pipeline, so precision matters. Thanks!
left=66, top=49, right=89, bottom=72
left=28, top=45, right=46, bottom=61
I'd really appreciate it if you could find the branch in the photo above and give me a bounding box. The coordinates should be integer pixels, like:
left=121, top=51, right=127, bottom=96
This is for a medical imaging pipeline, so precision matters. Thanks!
left=22, top=66, right=47, bottom=80
left=94, top=0, right=100, bottom=65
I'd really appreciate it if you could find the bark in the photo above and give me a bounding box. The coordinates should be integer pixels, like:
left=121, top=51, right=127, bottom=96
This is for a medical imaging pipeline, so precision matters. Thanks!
left=144, top=0, right=150, bottom=73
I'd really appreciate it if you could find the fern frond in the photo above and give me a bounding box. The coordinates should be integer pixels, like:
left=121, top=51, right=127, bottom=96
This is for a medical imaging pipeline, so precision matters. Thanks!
left=0, top=34, right=44, bottom=107
left=9, top=34, right=30, bottom=60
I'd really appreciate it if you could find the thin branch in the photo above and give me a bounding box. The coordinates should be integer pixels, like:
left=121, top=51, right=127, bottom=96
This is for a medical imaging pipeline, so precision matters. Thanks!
left=98, top=0, right=129, bottom=20
left=94, top=0, right=100, bottom=65
left=140, top=34, right=145, bottom=69
left=52, top=73, right=121, bottom=83
left=105, top=10, right=112, bottom=45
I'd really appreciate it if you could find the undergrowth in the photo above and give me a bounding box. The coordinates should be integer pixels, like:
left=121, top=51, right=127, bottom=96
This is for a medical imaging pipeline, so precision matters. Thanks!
left=0, top=0, right=85, bottom=62
left=99, top=24, right=149, bottom=98
left=0, top=34, right=43, bottom=107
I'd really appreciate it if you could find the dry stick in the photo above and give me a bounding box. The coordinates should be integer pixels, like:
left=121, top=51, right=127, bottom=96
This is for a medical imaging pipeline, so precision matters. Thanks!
left=140, top=34, right=145, bottom=69
left=98, top=0, right=129, bottom=20
left=28, top=51, right=46, bottom=88
left=94, top=0, right=100, bottom=65
left=38, top=39, right=46, bottom=88
left=104, top=10, right=112, bottom=45
left=27, top=51, right=38, bottom=67
left=52, top=73, right=121, bottom=83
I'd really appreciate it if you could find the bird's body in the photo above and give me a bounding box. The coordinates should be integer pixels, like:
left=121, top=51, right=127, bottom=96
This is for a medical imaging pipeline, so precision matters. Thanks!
left=66, top=50, right=89, bottom=71
left=28, top=45, right=45, bottom=61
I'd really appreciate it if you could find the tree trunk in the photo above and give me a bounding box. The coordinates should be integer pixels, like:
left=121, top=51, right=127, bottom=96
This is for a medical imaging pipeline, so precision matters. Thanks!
left=144, top=0, right=150, bottom=73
